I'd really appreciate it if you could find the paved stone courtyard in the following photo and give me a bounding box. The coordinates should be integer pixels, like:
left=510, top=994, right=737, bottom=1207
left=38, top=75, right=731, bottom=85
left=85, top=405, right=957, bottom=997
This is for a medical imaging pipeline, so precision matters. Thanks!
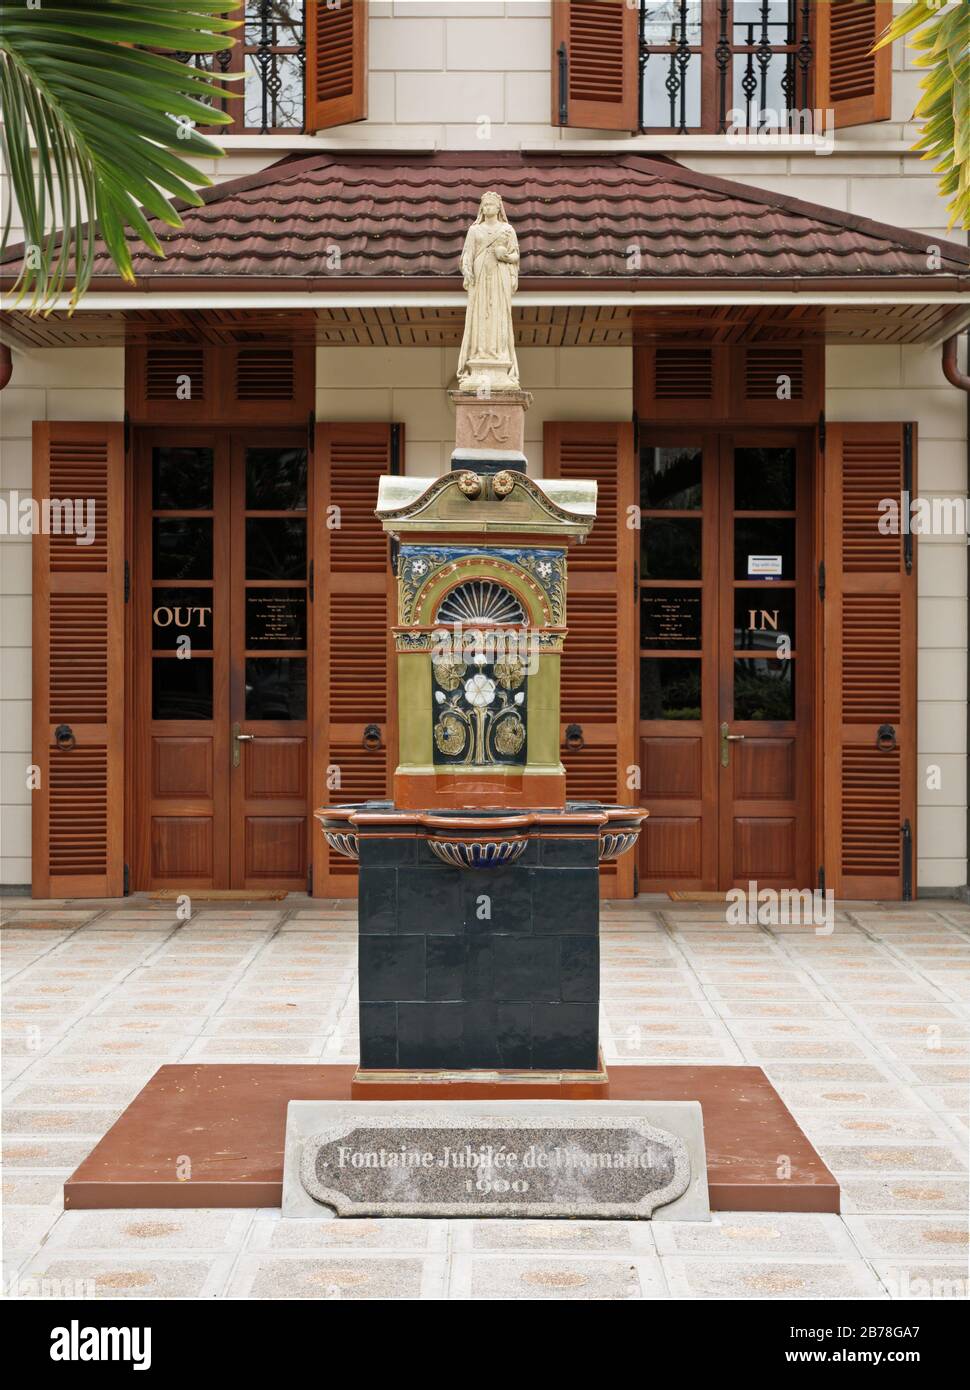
left=2, top=894, right=968, bottom=1301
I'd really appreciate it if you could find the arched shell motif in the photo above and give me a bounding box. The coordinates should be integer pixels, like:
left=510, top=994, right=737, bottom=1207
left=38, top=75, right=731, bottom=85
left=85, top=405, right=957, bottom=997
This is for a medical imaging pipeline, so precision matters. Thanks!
left=435, top=580, right=526, bottom=626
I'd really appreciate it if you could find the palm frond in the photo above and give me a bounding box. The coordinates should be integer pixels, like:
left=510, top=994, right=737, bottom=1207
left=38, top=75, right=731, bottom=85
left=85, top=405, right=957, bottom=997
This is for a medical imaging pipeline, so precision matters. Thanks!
left=0, top=1, right=241, bottom=311
left=874, top=0, right=970, bottom=230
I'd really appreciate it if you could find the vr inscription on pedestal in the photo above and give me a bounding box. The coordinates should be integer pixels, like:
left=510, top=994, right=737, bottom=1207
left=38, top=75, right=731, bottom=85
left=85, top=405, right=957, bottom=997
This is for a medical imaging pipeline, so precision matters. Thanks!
left=283, top=1101, right=710, bottom=1221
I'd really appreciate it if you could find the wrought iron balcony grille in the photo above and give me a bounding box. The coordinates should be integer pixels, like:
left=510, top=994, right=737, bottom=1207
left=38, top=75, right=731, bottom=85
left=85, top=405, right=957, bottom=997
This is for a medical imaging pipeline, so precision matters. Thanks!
left=175, top=1, right=306, bottom=134
left=639, top=0, right=815, bottom=135
left=174, top=2, right=815, bottom=139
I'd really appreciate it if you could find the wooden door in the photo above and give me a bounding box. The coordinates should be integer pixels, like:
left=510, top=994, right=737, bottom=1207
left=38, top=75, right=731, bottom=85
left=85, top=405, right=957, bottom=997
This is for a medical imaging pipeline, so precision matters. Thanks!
left=637, top=430, right=719, bottom=890
left=132, top=429, right=228, bottom=889
left=717, top=431, right=813, bottom=890
left=638, top=428, right=813, bottom=891
left=228, top=432, right=310, bottom=890
left=132, top=428, right=310, bottom=890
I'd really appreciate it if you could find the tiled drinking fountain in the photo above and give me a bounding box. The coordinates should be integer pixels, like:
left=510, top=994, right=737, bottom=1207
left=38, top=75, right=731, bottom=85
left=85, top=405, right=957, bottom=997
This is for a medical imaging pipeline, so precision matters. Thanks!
left=318, top=396, right=646, bottom=1082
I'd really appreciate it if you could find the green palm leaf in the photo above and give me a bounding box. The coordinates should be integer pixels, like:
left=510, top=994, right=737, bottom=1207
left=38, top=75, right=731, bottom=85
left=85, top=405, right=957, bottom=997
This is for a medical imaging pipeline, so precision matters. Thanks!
left=875, top=0, right=970, bottom=231
left=1, top=1, right=241, bottom=310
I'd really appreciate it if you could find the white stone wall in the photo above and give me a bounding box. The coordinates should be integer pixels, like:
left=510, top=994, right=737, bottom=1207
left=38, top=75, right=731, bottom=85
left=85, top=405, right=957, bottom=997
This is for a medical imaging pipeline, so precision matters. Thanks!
left=1, top=2, right=958, bottom=244
left=2, top=341, right=964, bottom=890
left=316, top=344, right=631, bottom=476
left=1, top=1, right=966, bottom=892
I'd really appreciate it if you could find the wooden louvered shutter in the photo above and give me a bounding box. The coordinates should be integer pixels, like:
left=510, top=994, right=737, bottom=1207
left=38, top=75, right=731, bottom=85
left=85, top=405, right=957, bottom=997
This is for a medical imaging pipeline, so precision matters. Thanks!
left=814, top=0, right=892, bottom=128
left=31, top=422, right=125, bottom=897
left=544, top=422, right=637, bottom=898
left=733, top=344, right=824, bottom=424
left=226, top=345, right=314, bottom=422
left=551, top=0, right=639, bottom=132
left=311, top=422, right=400, bottom=897
left=822, top=423, right=916, bottom=899
left=127, top=346, right=313, bottom=425
left=638, top=345, right=728, bottom=422
left=305, top=0, right=368, bottom=132
left=127, top=345, right=209, bottom=425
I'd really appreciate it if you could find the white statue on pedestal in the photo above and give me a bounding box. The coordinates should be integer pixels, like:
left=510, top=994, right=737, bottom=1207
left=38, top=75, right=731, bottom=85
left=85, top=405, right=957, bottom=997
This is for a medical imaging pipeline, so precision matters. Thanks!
left=457, top=190, right=520, bottom=393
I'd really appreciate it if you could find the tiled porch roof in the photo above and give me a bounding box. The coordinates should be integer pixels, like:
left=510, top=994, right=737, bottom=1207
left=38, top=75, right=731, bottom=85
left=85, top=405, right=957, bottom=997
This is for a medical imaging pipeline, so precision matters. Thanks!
left=8, top=150, right=969, bottom=290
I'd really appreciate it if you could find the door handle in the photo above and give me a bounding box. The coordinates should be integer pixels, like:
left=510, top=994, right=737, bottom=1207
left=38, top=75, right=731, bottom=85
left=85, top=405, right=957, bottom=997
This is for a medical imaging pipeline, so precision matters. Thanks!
left=232, top=722, right=255, bottom=768
left=720, top=722, right=745, bottom=767
left=362, top=724, right=383, bottom=751
left=564, top=723, right=585, bottom=751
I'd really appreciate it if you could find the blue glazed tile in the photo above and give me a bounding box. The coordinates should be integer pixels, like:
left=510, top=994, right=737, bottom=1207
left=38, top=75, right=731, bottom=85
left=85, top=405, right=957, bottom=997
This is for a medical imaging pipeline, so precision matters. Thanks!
left=492, top=937, right=560, bottom=1003
left=462, top=867, right=533, bottom=935
left=359, top=935, right=426, bottom=1002
left=358, top=867, right=397, bottom=934
left=359, top=1003, right=398, bottom=1068
left=494, top=1003, right=533, bottom=1068
left=397, top=866, right=462, bottom=935
left=539, top=835, right=599, bottom=868
left=531, top=1002, right=599, bottom=1070
left=531, top=868, right=599, bottom=935
left=397, top=1002, right=464, bottom=1069
left=359, top=835, right=418, bottom=867
left=427, top=936, right=493, bottom=1002
left=355, top=854, right=602, bottom=1070
left=463, top=1002, right=533, bottom=1069
left=560, top=937, right=599, bottom=1003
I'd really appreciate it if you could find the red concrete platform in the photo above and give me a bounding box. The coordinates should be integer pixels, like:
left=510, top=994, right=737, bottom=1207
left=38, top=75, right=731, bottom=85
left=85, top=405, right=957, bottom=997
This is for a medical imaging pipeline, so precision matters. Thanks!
left=63, top=1064, right=838, bottom=1213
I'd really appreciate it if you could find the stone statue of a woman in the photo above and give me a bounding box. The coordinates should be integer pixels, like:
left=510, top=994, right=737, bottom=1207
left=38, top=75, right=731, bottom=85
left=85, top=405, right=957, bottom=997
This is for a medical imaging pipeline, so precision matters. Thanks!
left=457, top=190, right=520, bottom=393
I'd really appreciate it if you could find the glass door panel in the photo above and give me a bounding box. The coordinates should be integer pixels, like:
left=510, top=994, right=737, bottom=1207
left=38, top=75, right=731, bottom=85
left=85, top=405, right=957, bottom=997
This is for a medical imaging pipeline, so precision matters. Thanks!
left=718, top=434, right=810, bottom=891
left=637, top=429, right=812, bottom=895
left=138, top=433, right=230, bottom=889
left=229, top=436, right=310, bottom=889
left=135, top=429, right=311, bottom=891
left=638, top=436, right=718, bottom=890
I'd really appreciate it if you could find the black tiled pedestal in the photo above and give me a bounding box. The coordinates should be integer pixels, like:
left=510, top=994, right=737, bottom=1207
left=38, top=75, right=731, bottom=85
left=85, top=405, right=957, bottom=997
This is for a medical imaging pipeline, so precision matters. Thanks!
left=357, top=831, right=601, bottom=1071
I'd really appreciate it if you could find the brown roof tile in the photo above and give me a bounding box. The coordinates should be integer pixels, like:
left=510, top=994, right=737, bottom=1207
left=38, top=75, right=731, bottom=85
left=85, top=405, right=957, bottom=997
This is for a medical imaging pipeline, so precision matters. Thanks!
left=8, top=151, right=970, bottom=287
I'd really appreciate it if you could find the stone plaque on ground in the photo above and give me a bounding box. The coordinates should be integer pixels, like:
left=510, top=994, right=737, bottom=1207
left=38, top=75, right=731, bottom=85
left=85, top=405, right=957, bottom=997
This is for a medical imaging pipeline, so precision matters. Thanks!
left=282, top=1100, right=710, bottom=1221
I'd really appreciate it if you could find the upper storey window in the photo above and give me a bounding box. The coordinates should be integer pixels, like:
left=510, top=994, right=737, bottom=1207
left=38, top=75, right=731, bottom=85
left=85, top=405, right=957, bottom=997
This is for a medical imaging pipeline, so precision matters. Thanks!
left=640, top=1, right=815, bottom=134
left=552, top=0, right=892, bottom=135
left=174, top=0, right=368, bottom=135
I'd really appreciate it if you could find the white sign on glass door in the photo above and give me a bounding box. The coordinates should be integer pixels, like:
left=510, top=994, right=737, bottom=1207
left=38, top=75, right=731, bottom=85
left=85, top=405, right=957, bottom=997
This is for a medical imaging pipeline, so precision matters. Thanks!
left=747, top=555, right=783, bottom=577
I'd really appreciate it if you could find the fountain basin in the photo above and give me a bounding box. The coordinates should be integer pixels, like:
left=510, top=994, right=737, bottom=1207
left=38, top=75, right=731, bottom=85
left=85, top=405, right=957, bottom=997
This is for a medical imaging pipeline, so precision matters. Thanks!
left=315, top=803, right=648, bottom=867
